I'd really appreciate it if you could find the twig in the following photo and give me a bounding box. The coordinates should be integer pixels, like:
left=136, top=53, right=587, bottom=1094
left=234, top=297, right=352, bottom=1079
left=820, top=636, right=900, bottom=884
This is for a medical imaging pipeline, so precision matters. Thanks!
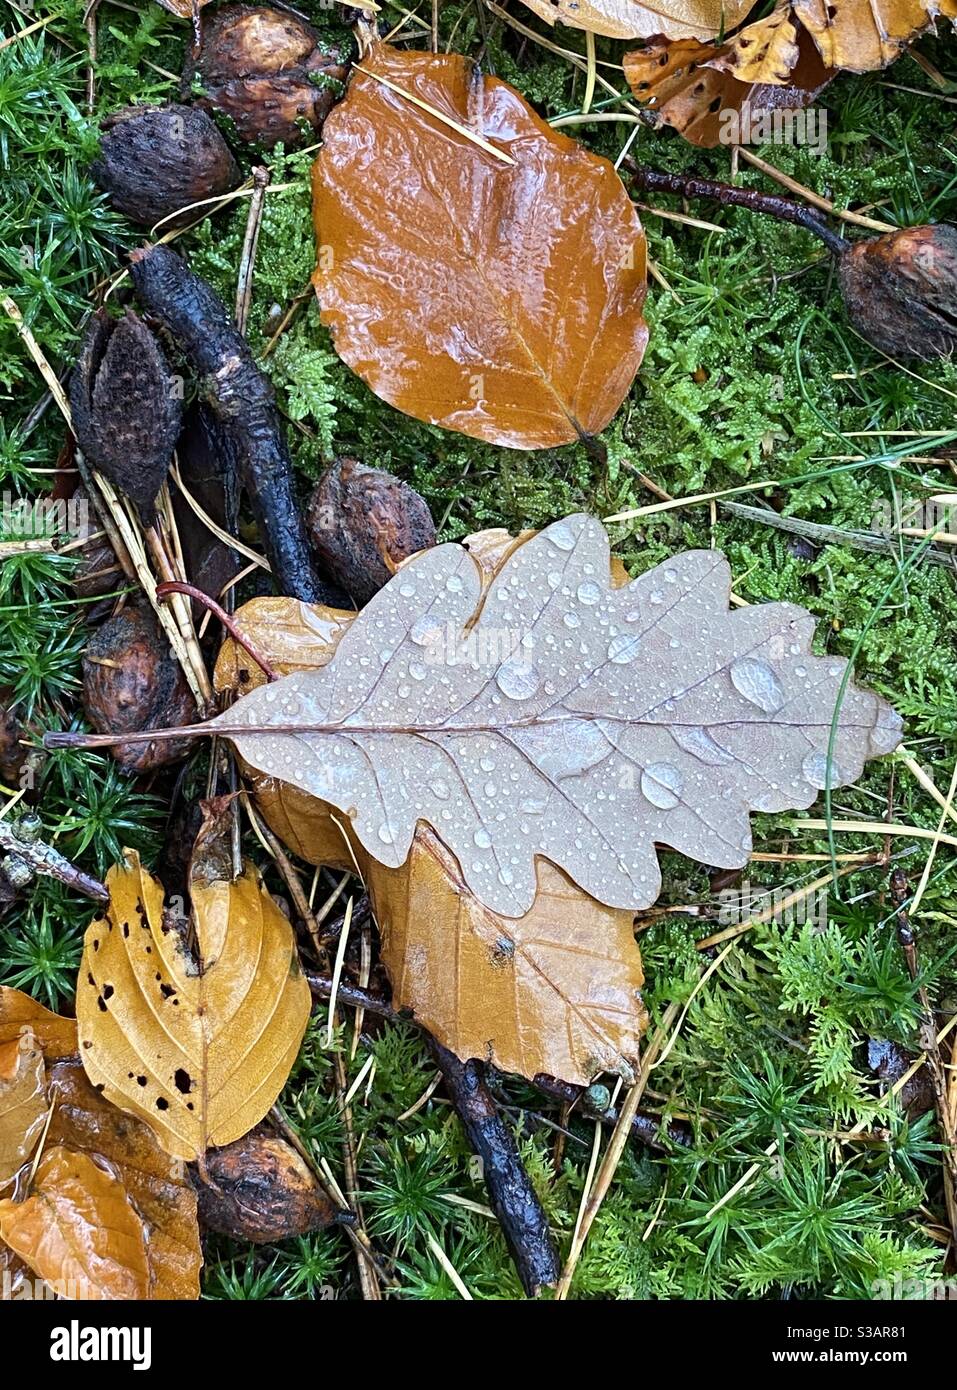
left=890, top=868, right=957, bottom=1243
left=719, top=499, right=957, bottom=569
left=128, top=245, right=333, bottom=604
left=428, top=1038, right=560, bottom=1297
left=624, top=160, right=849, bottom=257
left=0, top=818, right=108, bottom=903
left=555, top=1002, right=680, bottom=1299
left=735, top=148, right=896, bottom=234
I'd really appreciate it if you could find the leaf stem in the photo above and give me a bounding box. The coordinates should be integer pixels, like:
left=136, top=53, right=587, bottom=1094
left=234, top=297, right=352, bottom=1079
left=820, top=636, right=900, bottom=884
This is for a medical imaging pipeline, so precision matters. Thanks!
left=155, top=581, right=279, bottom=682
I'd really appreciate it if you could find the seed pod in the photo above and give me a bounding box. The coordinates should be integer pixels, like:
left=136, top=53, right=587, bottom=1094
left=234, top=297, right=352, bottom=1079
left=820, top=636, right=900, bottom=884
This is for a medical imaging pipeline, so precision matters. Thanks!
left=91, top=103, right=240, bottom=230
left=191, top=1125, right=338, bottom=1243
left=187, top=5, right=351, bottom=149
left=82, top=606, right=196, bottom=774
left=69, top=309, right=182, bottom=523
left=837, top=224, right=957, bottom=361
left=306, top=458, right=436, bottom=606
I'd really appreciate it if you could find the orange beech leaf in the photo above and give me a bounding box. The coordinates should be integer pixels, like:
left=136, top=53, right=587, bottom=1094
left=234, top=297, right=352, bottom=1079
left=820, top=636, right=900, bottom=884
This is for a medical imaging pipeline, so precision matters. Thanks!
left=623, top=29, right=834, bottom=147
left=0, top=1147, right=150, bottom=1301
left=312, top=44, right=648, bottom=449
left=0, top=1027, right=46, bottom=1184
left=0, top=985, right=77, bottom=1059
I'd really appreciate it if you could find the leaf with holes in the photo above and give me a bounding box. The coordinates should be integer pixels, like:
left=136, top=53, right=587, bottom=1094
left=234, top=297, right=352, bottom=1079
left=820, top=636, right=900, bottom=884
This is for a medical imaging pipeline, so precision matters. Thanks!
left=76, top=852, right=310, bottom=1162
left=623, top=29, right=834, bottom=146
left=312, top=43, right=648, bottom=449
left=208, top=513, right=901, bottom=921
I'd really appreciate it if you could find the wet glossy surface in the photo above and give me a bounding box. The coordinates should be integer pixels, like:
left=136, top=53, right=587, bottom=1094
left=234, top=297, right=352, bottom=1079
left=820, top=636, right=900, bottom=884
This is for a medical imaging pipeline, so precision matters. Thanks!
left=312, top=43, right=648, bottom=448
left=214, top=513, right=902, bottom=919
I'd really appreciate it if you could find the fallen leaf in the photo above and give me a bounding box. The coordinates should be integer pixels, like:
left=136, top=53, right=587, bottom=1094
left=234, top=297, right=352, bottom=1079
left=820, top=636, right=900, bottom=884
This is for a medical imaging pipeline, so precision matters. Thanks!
left=1, top=1242, right=39, bottom=1300
left=312, top=43, right=648, bottom=448
left=47, top=1061, right=201, bottom=1299
left=792, top=0, right=954, bottom=72
left=623, top=29, right=834, bottom=146
left=0, top=985, right=77, bottom=1059
left=152, top=0, right=213, bottom=14
left=518, top=0, right=753, bottom=40
left=0, top=1027, right=46, bottom=1184
left=373, top=825, right=646, bottom=1082
left=76, top=851, right=311, bottom=1161
left=216, top=586, right=648, bottom=1082
left=707, top=6, right=802, bottom=82
left=210, top=513, right=902, bottom=919
left=0, top=1147, right=150, bottom=1300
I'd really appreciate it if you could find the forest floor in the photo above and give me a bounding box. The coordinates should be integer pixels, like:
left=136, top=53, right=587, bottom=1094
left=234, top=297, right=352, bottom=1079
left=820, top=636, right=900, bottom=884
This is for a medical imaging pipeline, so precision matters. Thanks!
left=2, top=0, right=957, bottom=1299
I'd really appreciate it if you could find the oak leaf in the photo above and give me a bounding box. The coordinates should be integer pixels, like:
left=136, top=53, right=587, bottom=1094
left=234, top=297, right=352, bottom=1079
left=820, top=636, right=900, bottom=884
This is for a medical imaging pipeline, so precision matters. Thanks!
left=76, top=852, right=311, bottom=1162
left=312, top=44, right=648, bottom=449
left=209, top=513, right=902, bottom=920
left=214, top=593, right=648, bottom=1085
left=518, top=0, right=754, bottom=39
left=0, top=1027, right=46, bottom=1184
left=0, top=1147, right=150, bottom=1300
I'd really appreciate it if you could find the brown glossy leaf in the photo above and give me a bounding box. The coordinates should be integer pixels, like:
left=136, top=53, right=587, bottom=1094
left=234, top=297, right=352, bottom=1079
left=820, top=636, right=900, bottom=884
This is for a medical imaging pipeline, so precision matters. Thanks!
left=373, top=825, right=646, bottom=1083
left=76, top=851, right=311, bottom=1161
left=0, top=1027, right=46, bottom=1183
left=0, top=1242, right=36, bottom=1300
left=47, top=1061, right=201, bottom=1299
left=312, top=43, right=648, bottom=449
left=0, top=1147, right=150, bottom=1300
left=210, top=513, right=902, bottom=919
left=623, top=28, right=834, bottom=146
left=0, top=985, right=77, bottom=1059
left=518, top=0, right=753, bottom=39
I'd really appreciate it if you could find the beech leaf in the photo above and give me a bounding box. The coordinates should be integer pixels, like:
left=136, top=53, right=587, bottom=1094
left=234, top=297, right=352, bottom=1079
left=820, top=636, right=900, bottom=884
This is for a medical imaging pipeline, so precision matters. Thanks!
left=791, top=0, right=956, bottom=73
left=0, top=1027, right=46, bottom=1184
left=623, top=30, right=834, bottom=147
left=210, top=513, right=902, bottom=919
left=76, top=851, right=311, bottom=1162
left=517, top=0, right=753, bottom=39
left=0, top=1147, right=150, bottom=1300
left=311, top=43, right=648, bottom=449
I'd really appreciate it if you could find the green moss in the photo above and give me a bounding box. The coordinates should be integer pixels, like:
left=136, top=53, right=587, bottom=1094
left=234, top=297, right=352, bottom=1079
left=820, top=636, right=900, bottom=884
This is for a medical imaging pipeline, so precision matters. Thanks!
left=3, top=0, right=957, bottom=1302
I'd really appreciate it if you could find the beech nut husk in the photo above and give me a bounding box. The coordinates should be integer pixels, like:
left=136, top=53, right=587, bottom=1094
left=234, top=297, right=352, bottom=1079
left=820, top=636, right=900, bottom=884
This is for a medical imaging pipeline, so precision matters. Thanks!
left=69, top=309, right=182, bottom=523
left=306, top=458, right=437, bottom=606
left=838, top=224, right=957, bottom=361
left=82, top=606, right=196, bottom=774
left=187, top=4, right=351, bottom=149
left=91, top=103, right=240, bottom=229
left=191, top=1126, right=338, bottom=1243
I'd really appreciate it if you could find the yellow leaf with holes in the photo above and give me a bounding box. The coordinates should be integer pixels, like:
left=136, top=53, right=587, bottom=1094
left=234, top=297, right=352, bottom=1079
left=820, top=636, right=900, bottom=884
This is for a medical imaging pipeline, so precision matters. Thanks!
left=76, top=851, right=310, bottom=1161
left=793, top=0, right=955, bottom=73
left=519, top=0, right=753, bottom=40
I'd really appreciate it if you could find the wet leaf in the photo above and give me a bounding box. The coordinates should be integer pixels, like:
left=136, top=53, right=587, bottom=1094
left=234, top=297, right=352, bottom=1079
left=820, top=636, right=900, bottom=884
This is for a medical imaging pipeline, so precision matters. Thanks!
left=518, top=0, right=753, bottom=40
left=0, top=986, right=77, bottom=1059
left=0, top=1147, right=150, bottom=1300
left=792, top=0, right=955, bottom=72
left=373, top=826, right=646, bottom=1083
left=47, top=1061, right=201, bottom=1299
left=0, top=1028, right=46, bottom=1184
left=623, top=29, right=833, bottom=146
left=211, top=513, right=901, bottom=919
left=76, top=852, right=311, bottom=1162
left=312, top=43, right=648, bottom=448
